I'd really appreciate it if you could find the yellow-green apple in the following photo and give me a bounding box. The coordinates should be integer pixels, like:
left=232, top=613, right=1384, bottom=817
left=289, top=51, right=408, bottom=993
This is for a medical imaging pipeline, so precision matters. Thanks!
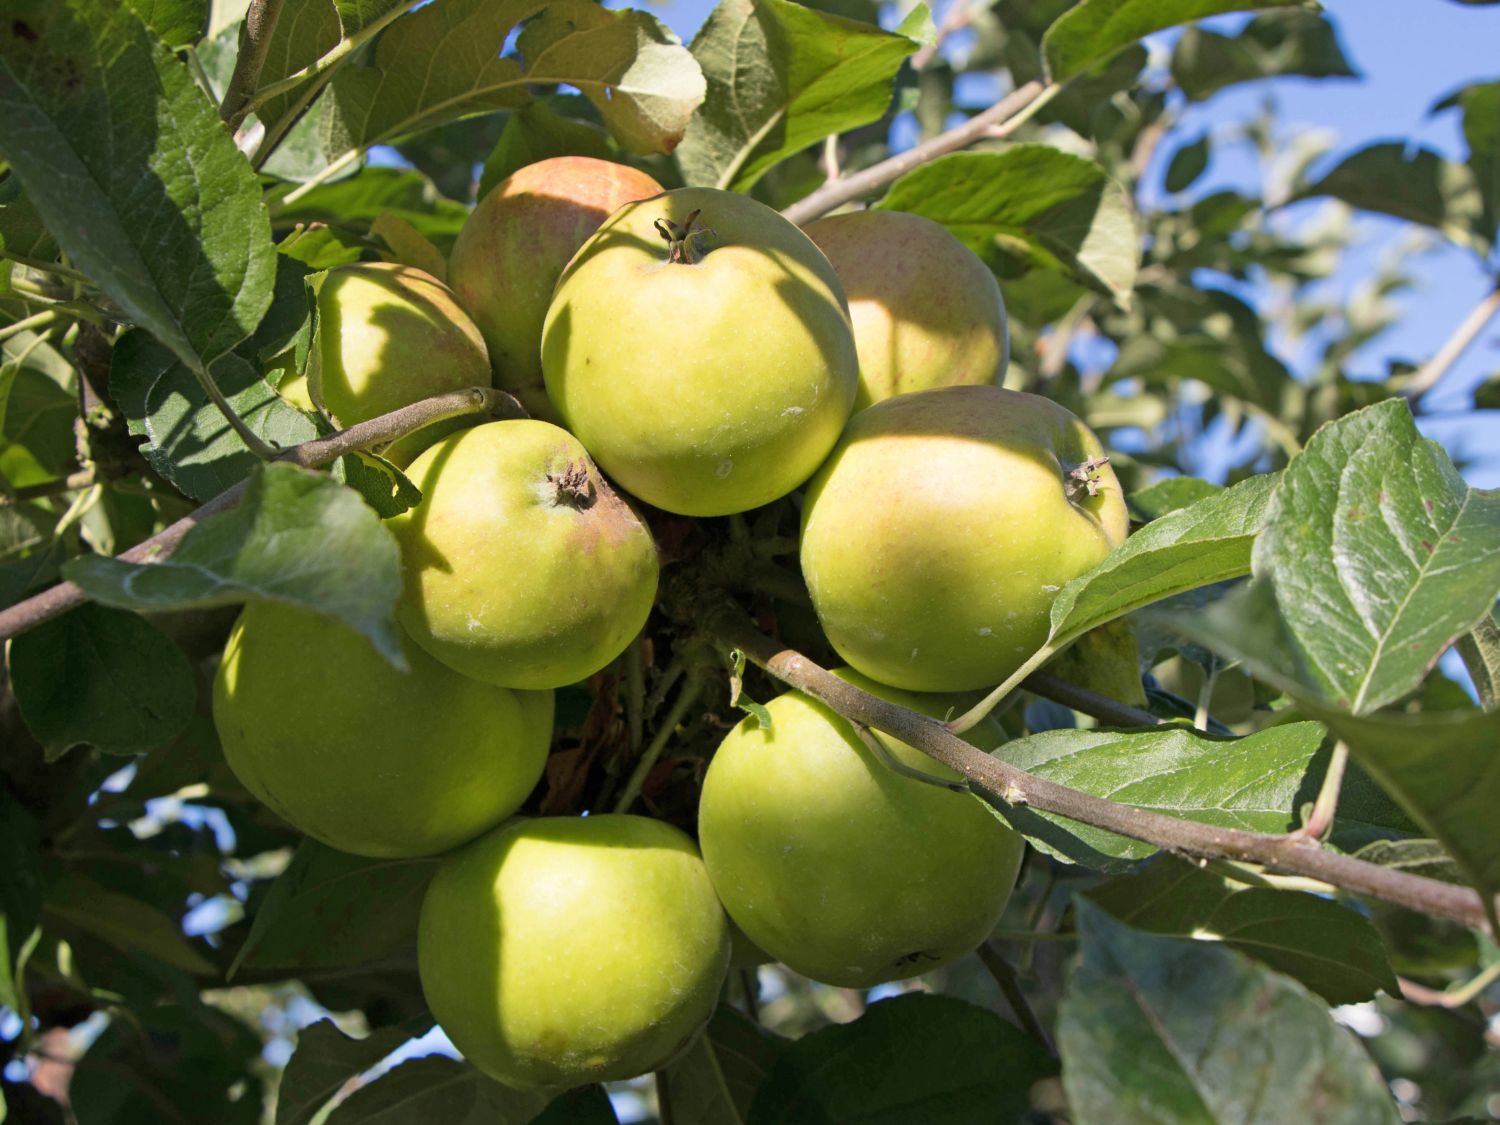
left=389, top=419, right=658, bottom=689
left=800, top=386, right=1128, bottom=692
left=449, top=157, right=663, bottom=419
left=212, top=601, right=552, bottom=858
left=804, top=210, right=1009, bottom=409
left=698, top=669, right=1023, bottom=988
left=417, top=814, right=729, bottom=1088
left=541, top=187, right=858, bottom=516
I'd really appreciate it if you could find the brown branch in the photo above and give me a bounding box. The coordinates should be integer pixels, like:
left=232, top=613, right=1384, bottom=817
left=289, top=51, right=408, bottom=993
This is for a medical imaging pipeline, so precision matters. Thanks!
left=1021, top=670, right=1164, bottom=729
left=0, top=470, right=96, bottom=508
left=710, top=610, right=1496, bottom=934
left=976, top=942, right=1055, bottom=1055
left=0, top=387, right=522, bottom=643
left=1407, top=285, right=1500, bottom=401
left=220, top=0, right=289, bottom=131
left=781, top=80, right=1056, bottom=227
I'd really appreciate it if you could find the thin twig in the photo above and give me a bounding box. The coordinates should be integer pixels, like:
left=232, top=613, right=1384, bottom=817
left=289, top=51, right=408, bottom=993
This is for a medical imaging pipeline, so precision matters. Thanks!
left=1398, top=960, right=1500, bottom=1009
left=613, top=675, right=704, bottom=814
left=709, top=611, right=1497, bottom=934
left=1021, top=671, right=1163, bottom=729
left=220, top=0, right=289, bottom=131
left=976, top=943, right=1055, bottom=1055
left=0, top=469, right=95, bottom=508
left=781, top=81, right=1057, bottom=226
left=1, top=253, right=90, bottom=286
left=0, top=309, right=62, bottom=344
left=0, top=387, right=522, bottom=642
left=1406, top=285, right=1500, bottom=401
left=1293, top=740, right=1349, bottom=842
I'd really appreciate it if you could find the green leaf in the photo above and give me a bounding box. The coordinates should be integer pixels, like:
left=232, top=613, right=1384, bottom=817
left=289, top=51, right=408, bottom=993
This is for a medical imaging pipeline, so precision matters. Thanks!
left=334, top=450, right=424, bottom=519
left=110, top=331, right=319, bottom=502
left=44, top=871, right=215, bottom=975
left=994, top=721, right=1327, bottom=869
left=748, top=993, right=1054, bottom=1123
left=1045, top=472, right=1279, bottom=656
left=677, top=0, right=918, bottom=192
left=477, top=97, right=614, bottom=200
left=1171, top=11, right=1358, bottom=102
left=0, top=365, right=78, bottom=490
left=1128, top=477, right=1222, bottom=522
left=0, top=789, right=43, bottom=1013
left=1436, top=80, right=1500, bottom=247
left=1087, top=857, right=1398, bottom=1004
left=663, top=1006, right=788, bottom=1125
left=1042, top=0, right=1309, bottom=83
left=324, top=1055, right=550, bottom=1124
left=125, top=0, right=209, bottom=48
left=1299, top=142, right=1488, bottom=255
left=10, top=604, right=195, bottom=759
left=322, top=0, right=703, bottom=178
left=0, top=1, right=276, bottom=368
left=1164, top=132, right=1209, bottom=193
left=1456, top=610, right=1500, bottom=710
left=1059, top=902, right=1402, bottom=1125
left=66, top=460, right=407, bottom=667
left=1354, top=838, right=1465, bottom=886
left=276, top=1014, right=435, bottom=1125
left=1253, top=398, right=1500, bottom=714
left=231, top=840, right=437, bottom=977
left=370, top=212, right=448, bottom=282
left=875, top=146, right=1138, bottom=304
left=271, top=167, right=472, bottom=252
left=0, top=177, right=55, bottom=261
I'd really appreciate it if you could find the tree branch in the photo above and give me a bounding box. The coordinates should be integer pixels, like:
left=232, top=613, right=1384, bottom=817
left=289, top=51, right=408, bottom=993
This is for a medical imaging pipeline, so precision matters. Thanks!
left=709, top=610, right=1496, bottom=934
left=781, top=81, right=1057, bottom=227
left=0, top=387, right=522, bottom=643
left=1021, top=670, right=1163, bottom=729
left=1406, top=285, right=1500, bottom=401
left=220, top=0, right=289, bottom=131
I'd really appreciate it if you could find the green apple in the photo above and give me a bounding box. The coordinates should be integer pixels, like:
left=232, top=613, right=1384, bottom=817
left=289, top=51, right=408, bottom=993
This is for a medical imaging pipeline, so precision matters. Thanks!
left=449, top=156, right=663, bottom=419
left=804, top=210, right=1009, bottom=410
left=418, top=814, right=730, bottom=1088
left=800, top=386, right=1128, bottom=692
left=389, top=419, right=658, bottom=689
left=212, top=601, right=552, bottom=859
left=312, top=262, right=492, bottom=464
left=698, top=669, right=1023, bottom=989
left=541, top=187, right=859, bottom=516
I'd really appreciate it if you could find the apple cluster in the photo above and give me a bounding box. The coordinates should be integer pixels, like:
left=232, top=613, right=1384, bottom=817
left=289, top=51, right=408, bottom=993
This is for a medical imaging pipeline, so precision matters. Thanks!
left=212, top=157, right=1127, bottom=1091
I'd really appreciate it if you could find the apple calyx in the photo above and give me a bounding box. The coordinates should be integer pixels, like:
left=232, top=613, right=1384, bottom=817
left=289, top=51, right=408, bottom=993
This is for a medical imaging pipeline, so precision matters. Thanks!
left=654, top=210, right=717, bottom=265
left=1064, top=455, right=1111, bottom=501
left=547, top=460, right=596, bottom=509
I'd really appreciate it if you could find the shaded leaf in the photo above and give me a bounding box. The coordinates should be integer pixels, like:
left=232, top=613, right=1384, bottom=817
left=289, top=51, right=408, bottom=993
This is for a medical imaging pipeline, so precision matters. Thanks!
left=1059, top=902, right=1402, bottom=1124
left=1087, top=857, right=1398, bottom=1004
left=663, top=1006, right=788, bottom=1125
left=994, top=721, right=1327, bottom=869
left=531, top=1086, right=618, bottom=1124
left=677, top=0, right=918, bottom=192
left=125, top=0, right=208, bottom=48
left=477, top=96, right=615, bottom=200
left=334, top=451, right=424, bottom=519
left=0, top=0, right=275, bottom=368
left=325, top=1055, right=550, bottom=1124
left=1171, top=10, right=1358, bottom=102
left=0, top=790, right=42, bottom=1013
left=277, top=1014, right=435, bottom=1125
left=10, top=604, right=195, bottom=759
left=1355, top=839, right=1465, bottom=886
left=371, top=212, right=448, bottom=282
left=748, top=993, right=1054, bottom=1124
left=66, top=461, right=407, bottom=667
left=232, top=840, right=437, bottom=977
left=272, top=167, right=472, bottom=252
left=1455, top=610, right=1500, bottom=710
left=44, top=871, right=215, bottom=975
left=1164, top=132, right=1209, bottom=194
left=875, top=146, right=1138, bottom=303
left=1128, top=477, right=1222, bottom=522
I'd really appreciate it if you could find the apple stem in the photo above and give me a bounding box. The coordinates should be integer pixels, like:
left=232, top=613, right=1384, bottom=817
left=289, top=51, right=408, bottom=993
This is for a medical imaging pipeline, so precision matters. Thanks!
left=852, top=725, right=968, bottom=793
left=654, top=210, right=717, bottom=265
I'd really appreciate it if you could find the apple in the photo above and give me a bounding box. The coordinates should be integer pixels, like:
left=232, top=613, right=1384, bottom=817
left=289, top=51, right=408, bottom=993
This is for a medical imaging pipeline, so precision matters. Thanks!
left=800, top=385, right=1129, bottom=692
left=312, top=262, right=492, bottom=464
left=540, top=187, right=859, bottom=516
left=803, top=210, right=1009, bottom=410
left=697, top=669, right=1023, bottom=989
left=417, top=814, right=730, bottom=1088
left=389, top=419, right=659, bottom=689
left=449, top=157, right=663, bottom=420
left=212, top=601, right=553, bottom=859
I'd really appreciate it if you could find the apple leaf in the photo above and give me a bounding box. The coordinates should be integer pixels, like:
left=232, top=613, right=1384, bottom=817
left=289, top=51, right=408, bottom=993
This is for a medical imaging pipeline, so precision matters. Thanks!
left=1127, top=477, right=1222, bottom=522
left=0, top=790, right=43, bottom=1014
left=125, top=0, right=208, bottom=49
left=477, top=96, right=616, bottom=200
left=1164, top=132, right=1210, bottom=193
left=875, top=147, right=1138, bottom=304
left=1087, top=857, right=1398, bottom=1004
left=319, top=0, right=703, bottom=178
left=531, top=1086, right=620, bottom=1124
left=65, top=461, right=406, bottom=668
left=1435, top=79, right=1500, bottom=260
left=230, top=841, right=437, bottom=978
left=1299, top=142, right=1488, bottom=255
left=1171, top=10, right=1358, bottom=103
left=43, top=872, right=215, bottom=976
left=9, top=604, right=196, bottom=760
left=0, top=0, right=275, bottom=369
left=677, top=0, right=919, bottom=192
left=276, top=1014, right=436, bottom=1125
left=323, top=1055, right=550, bottom=1125
left=992, top=721, right=1326, bottom=869
left=1041, top=0, right=1309, bottom=83
left=1059, top=903, right=1402, bottom=1125
left=1456, top=611, right=1500, bottom=710
left=1253, top=398, right=1500, bottom=715
left=664, top=1007, right=788, bottom=1125
left=1354, top=839, right=1465, bottom=886
left=747, top=993, right=1055, bottom=1125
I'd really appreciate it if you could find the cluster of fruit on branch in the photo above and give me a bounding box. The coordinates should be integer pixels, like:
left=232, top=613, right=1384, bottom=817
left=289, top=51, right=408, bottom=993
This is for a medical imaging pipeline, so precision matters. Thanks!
left=215, top=154, right=1126, bottom=1091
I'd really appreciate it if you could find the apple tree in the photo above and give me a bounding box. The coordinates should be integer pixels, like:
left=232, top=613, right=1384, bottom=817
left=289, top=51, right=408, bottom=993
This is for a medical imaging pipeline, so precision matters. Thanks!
left=1, top=0, right=1498, bottom=1121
